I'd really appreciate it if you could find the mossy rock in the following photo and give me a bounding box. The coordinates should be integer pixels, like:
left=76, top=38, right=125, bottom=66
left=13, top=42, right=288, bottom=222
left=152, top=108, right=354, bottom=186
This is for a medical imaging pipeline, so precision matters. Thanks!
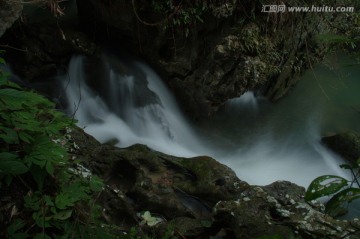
left=322, top=132, right=360, bottom=165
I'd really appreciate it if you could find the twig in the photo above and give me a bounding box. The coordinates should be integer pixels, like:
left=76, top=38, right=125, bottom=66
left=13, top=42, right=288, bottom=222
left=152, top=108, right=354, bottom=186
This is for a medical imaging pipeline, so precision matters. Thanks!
left=0, top=44, right=28, bottom=52
left=131, top=0, right=182, bottom=26
left=303, top=24, right=330, bottom=101
left=17, top=176, right=32, bottom=191
left=71, top=78, right=81, bottom=121
left=350, top=168, right=360, bottom=188
left=131, top=0, right=164, bottom=26
left=57, top=19, right=66, bottom=40
left=58, top=65, right=71, bottom=102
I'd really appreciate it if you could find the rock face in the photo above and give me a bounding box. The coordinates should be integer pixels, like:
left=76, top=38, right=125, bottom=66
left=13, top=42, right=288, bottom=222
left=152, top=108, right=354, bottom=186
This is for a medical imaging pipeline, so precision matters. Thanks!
left=1, top=0, right=329, bottom=119
left=322, top=132, right=360, bottom=165
left=0, top=0, right=22, bottom=37
left=1, top=24, right=99, bottom=83
left=69, top=127, right=360, bottom=238
left=77, top=0, right=326, bottom=118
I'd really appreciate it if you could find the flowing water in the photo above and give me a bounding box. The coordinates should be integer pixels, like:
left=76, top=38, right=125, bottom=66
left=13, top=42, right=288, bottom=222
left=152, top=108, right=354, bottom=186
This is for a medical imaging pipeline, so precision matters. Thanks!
left=62, top=54, right=360, bottom=190
left=197, top=54, right=360, bottom=187
left=63, top=56, right=206, bottom=157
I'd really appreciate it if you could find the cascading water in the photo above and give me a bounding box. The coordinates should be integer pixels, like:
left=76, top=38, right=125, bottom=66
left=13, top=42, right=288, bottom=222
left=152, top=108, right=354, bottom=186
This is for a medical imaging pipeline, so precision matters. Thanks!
left=63, top=56, right=205, bottom=157
left=62, top=54, right=359, bottom=190
left=197, top=92, right=349, bottom=187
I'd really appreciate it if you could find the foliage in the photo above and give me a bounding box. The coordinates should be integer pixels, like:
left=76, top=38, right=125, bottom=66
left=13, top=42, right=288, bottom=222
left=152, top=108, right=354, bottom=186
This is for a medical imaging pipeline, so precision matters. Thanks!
left=256, top=235, right=283, bottom=239
left=0, top=55, right=119, bottom=238
left=256, top=234, right=300, bottom=239
left=305, top=159, right=360, bottom=217
left=316, top=5, right=360, bottom=52
left=150, top=0, right=207, bottom=37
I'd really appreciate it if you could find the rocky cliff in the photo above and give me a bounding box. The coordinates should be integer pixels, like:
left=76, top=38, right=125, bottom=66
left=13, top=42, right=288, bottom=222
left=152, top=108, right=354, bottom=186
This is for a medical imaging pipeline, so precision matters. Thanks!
left=76, top=0, right=326, bottom=118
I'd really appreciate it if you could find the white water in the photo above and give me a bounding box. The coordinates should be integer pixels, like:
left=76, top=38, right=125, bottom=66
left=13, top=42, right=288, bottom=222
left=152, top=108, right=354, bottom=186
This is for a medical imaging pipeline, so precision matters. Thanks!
left=197, top=89, right=351, bottom=186
left=64, top=56, right=205, bottom=158
left=62, top=55, right=355, bottom=187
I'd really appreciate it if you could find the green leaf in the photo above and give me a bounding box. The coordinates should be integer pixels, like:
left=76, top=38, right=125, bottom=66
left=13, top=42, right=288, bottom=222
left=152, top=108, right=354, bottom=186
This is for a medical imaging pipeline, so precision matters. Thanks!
left=18, top=131, right=34, bottom=143
left=7, top=219, right=28, bottom=239
left=55, top=193, right=75, bottom=210
left=89, top=175, right=104, bottom=192
left=141, top=211, right=163, bottom=227
left=201, top=220, right=212, bottom=228
left=34, top=233, right=51, bottom=239
left=44, top=195, right=54, bottom=207
left=46, top=161, right=55, bottom=176
left=55, top=182, right=90, bottom=210
left=305, top=175, right=348, bottom=201
left=2, top=78, right=22, bottom=90
left=0, top=152, right=28, bottom=175
left=340, top=164, right=353, bottom=170
left=30, top=165, right=47, bottom=190
left=316, top=34, right=352, bottom=44
left=24, top=194, right=41, bottom=211
left=0, top=127, right=19, bottom=144
left=33, top=210, right=52, bottom=228
left=0, top=88, right=27, bottom=108
left=53, top=209, right=73, bottom=220
left=195, top=15, right=204, bottom=23
left=326, top=188, right=360, bottom=216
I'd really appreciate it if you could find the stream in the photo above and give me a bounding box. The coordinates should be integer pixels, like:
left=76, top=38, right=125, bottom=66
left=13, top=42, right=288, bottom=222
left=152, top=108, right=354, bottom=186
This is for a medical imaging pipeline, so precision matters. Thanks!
left=61, top=53, right=360, bottom=217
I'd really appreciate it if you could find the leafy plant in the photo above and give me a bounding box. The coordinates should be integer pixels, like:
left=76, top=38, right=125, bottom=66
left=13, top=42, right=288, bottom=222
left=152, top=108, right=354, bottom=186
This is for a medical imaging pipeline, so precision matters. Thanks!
left=0, top=55, right=119, bottom=238
left=256, top=235, right=283, bottom=239
left=149, top=0, right=214, bottom=37
left=305, top=159, right=360, bottom=217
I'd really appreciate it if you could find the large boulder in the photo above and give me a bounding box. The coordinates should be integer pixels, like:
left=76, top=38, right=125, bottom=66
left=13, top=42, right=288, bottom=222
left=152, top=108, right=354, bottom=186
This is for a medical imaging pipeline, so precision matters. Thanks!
left=215, top=182, right=360, bottom=239
left=322, top=132, right=360, bottom=165
left=68, top=127, right=360, bottom=238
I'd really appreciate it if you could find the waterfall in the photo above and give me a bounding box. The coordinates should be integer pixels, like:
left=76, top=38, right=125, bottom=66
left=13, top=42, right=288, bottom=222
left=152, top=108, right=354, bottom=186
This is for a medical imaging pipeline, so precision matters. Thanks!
left=62, top=55, right=354, bottom=187
left=63, top=56, right=205, bottom=157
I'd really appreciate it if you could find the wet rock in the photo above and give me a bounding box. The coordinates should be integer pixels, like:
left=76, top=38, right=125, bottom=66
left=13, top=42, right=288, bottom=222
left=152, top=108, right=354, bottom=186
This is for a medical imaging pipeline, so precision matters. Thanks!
left=76, top=0, right=327, bottom=118
left=69, top=128, right=360, bottom=238
left=166, top=217, right=207, bottom=238
left=69, top=128, right=247, bottom=226
left=1, top=22, right=99, bottom=84
left=322, top=132, right=360, bottom=165
left=215, top=181, right=360, bottom=239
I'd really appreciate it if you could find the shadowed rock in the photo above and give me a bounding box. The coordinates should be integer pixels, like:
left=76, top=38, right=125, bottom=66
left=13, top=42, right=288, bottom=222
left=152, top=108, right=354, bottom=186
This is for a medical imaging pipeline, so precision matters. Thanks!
left=68, top=127, right=360, bottom=238
left=322, top=132, right=360, bottom=165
